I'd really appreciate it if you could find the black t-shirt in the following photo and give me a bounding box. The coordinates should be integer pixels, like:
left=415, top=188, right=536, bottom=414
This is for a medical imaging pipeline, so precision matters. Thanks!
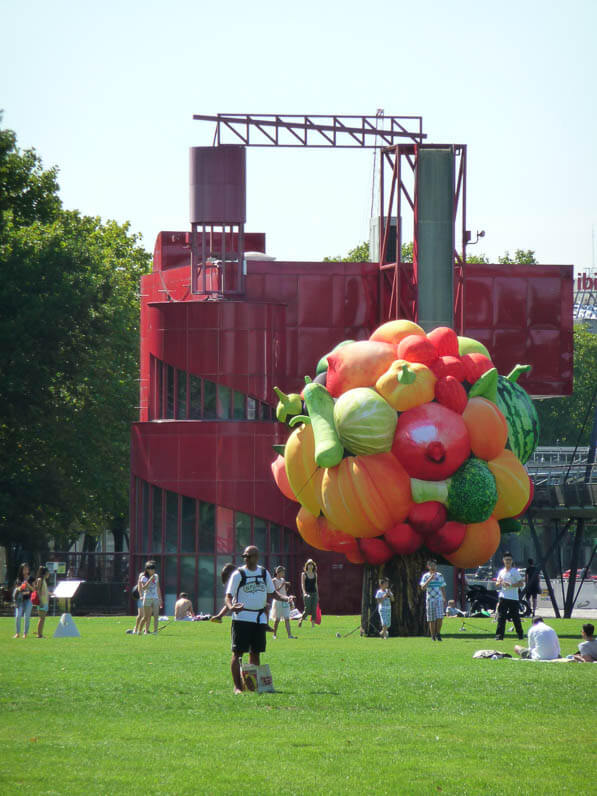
left=525, top=565, right=540, bottom=590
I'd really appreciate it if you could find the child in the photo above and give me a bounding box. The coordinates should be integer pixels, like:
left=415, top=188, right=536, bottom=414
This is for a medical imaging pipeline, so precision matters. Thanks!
left=210, top=563, right=237, bottom=623
left=271, top=566, right=297, bottom=639
left=445, top=599, right=465, bottom=617
left=375, top=577, right=393, bottom=639
left=34, top=566, right=50, bottom=638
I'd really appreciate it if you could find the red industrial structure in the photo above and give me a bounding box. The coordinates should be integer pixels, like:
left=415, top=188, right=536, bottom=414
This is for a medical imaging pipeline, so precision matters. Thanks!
left=129, top=114, right=573, bottom=615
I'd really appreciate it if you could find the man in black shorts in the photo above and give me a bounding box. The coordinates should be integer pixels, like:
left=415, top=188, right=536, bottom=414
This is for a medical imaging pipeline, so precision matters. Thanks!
left=225, top=546, right=292, bottom=694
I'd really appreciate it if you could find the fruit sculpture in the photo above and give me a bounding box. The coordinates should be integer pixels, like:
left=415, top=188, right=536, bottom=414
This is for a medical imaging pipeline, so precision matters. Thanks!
left=270, top=320, right=540, bottom=569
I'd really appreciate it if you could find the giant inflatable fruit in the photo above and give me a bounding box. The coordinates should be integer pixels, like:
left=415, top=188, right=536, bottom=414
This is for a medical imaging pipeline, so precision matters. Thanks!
left=392, top=403, right=471, bottom=481
left=272, top=323, right=538, bottom=569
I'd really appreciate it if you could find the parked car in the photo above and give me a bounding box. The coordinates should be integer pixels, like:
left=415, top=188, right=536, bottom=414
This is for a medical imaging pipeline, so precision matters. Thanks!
left=562, top=568, right=597, bottom=581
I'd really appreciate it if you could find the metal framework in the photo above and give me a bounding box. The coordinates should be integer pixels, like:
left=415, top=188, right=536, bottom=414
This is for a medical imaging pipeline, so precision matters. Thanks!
left=574, top=287, right=597, bottom=323
left=376, top=144, right=468, bottom=327
left=190, top=224, right=245, bottom=296
left=193, top=113, right=426, bottom=148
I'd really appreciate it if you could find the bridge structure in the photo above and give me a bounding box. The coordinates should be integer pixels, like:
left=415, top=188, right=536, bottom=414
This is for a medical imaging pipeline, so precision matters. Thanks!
left=525, top=447, right=597, bottom=617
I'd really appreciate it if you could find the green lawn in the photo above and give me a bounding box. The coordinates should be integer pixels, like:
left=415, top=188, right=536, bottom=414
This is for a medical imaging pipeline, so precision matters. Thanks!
left=1, top=615, right=595, bottom=795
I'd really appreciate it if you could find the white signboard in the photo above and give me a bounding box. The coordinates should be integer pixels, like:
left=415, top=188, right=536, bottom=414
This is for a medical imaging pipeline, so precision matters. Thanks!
left=52, top=580, right=84, bottom=599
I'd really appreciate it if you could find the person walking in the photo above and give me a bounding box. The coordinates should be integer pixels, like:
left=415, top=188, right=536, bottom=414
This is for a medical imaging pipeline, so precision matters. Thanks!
left=420, top=560, right=447, bottom=641
left=13, top=563, right=35, bottom=638
left=524, top=558, right=541, bottom=617
left=34, top=566, right=50, bottom=638
left=495, top=552, right=524, bottom=641
left=271, top=565, right=297, bottom=639
left=298, top=559, right=319, bottom=628
left=225, top=546, right=291, bottom=694
left=138, top=561, right=162, bottom=634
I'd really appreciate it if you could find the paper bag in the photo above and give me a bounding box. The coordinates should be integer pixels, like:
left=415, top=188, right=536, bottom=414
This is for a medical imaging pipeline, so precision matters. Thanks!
left=241, top=663, right=275, bottom=693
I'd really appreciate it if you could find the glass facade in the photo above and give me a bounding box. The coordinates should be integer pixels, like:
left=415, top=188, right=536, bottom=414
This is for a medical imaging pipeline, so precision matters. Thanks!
left=131, top=478, right=304, bottom=615
left=149, top=356, right=274, bottom=422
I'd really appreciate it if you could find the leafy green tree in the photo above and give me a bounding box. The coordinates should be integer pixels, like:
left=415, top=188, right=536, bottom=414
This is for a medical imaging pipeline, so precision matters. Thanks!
left=535, top=324, right=597, bottom=446
left=0, top=119, right=150, bottom=574
left=498, top=249, right=537, bottom=264
left=326, top=241, right=536, bottom=266
left=325, top=241, right=413, bottom=262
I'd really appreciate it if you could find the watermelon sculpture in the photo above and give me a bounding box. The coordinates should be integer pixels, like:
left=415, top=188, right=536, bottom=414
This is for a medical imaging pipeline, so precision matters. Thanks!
left=272, top=320, right=539, bottom=569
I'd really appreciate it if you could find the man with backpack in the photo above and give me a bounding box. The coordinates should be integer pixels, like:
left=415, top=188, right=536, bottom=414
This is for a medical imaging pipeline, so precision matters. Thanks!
left=225, top=546, right=293, bottom=694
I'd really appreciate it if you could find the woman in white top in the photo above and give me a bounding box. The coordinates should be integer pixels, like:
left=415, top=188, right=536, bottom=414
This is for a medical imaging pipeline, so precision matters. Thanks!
left=138, top=561, right=162, bottom=634
left=270, top=566, right=297, bottom=640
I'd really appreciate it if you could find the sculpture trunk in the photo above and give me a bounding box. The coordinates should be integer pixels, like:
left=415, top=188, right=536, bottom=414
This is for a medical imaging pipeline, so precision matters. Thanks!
left=361, top=550, right=428, bottom=637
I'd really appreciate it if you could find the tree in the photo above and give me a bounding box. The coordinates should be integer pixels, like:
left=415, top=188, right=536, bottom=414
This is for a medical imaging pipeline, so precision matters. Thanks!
left=326, top=241, right=536, bottom=266
left=498, top=249, right=537, bottom=264
left=324, top=240, right=413, bottom=262
left=0, top=119, right=150, bottom=574
left=535, top=324, right=597, bottom=446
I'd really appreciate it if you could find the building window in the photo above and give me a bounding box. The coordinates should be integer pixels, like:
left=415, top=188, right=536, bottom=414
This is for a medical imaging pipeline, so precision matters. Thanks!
left=131, top=480, right=303, bottom=614
left=152, top=486, right=163, bottom=553
left=189, top=375, right=202, bottom=419
left=233, top=390, right=245, bottom=419
left=165, top=490, right=178, bottom=553
left=203, top=380, right=217, bottom=419
left=217, top=384, right=231, bottom=420
left=199, top=502, right=215, bottom=553
left=149, top=358, right=275, bottom=422
left=235, top=512, right=251, bottom=551
left=176, top=370, right=187, bottom=419
left=181, top=496, right=196, bottom=553
left=166, top=365, right=175, bottom=419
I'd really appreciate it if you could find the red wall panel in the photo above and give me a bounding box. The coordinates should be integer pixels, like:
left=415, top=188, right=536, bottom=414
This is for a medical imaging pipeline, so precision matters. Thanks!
left=132, top=232, right=574, bottom=614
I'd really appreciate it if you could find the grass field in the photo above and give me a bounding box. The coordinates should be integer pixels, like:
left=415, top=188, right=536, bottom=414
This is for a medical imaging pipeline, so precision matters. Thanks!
left=1, top=614, right=595, bottom=795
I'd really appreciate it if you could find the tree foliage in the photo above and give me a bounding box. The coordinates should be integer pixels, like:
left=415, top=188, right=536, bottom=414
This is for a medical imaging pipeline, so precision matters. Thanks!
left=326, top=241, right=537, bottom=266
left=498, top=249, right=537, bottom=264
left=324, top=241, right=413, bottom=262
left=535, top=324, right=597, bottom=446
left=0, top=118, right=150, bottom=566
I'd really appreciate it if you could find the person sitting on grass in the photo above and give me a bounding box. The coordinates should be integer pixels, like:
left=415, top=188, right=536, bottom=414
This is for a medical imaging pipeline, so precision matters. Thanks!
left=445, top=599, right=465, bottom=617
left=514, top=616, right=560, bottom=660
left=210, top=563, right=237, bottom=623
left=573, top=623, right=597, bottom=662
left=174, top=593, right=195, bottom=621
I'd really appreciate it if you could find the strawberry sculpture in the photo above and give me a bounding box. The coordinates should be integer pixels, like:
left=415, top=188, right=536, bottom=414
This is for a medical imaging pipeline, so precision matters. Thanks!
left=271, top=320, right=539, bottom=569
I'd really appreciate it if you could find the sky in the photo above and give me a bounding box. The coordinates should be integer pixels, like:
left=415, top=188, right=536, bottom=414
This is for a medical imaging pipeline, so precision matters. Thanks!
left=2, top=0, right=596, bottom=272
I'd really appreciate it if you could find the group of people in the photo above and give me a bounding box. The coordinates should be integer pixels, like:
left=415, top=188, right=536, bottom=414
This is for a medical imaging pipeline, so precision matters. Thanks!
left=12, top=562, right=50, bottom=638
left=129, top=560, right=163, bottom=635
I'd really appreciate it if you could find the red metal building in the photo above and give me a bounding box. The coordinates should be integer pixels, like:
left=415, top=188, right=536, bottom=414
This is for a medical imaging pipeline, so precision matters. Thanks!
left=129, top=129, right=573, bottom=616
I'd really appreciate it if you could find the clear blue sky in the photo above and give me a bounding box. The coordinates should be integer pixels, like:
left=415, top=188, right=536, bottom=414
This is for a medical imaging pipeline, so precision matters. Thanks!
left=2, top=0, right=596, bottom=270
